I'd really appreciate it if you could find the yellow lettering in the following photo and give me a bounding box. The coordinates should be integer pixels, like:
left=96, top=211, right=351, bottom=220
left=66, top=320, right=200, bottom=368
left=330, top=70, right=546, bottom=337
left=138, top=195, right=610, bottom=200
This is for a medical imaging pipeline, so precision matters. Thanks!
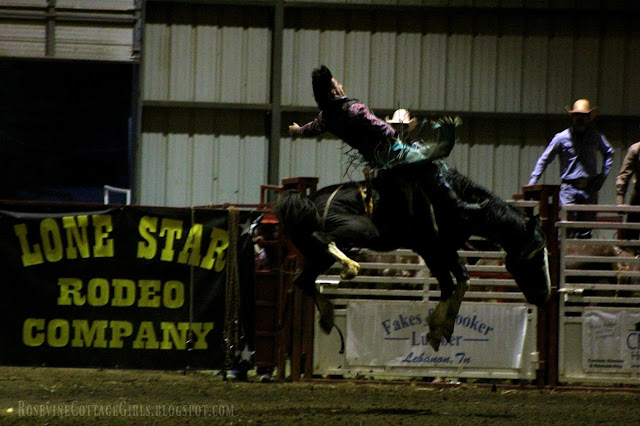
left=62, top=215, right=90, bottom=259
left=132, top=321, right=160, bottom=349
left=14, top=224, right=44, bottom=267
left=47, top=318, right=69, bottom=347
left=109, top=321, right=133, bottom=348
left=111, top=279, right=136, bottom=307
left=22, top=318, right=45, bottom=346
left=159, top=218, right=183, bottom=262
left=178, top=224, right=203, bottom=266
left=162, top=281, right=184, bottom=309
left=200, top=227, right=228, bottom=271
left=160, top=322, right=189, bottom=349
left=40, top=218, right=63, bottom=262
left=57, top=278, right=86, bottom=306
left=190, top=322, right=214, bottom=349
left=92, top=215, right=114, bottom=258
left=71, top=319, right=108, bottom=348
left=87, top=278, right=110, bottom=307
left=138, top=280, right=161, bottom=308
left=137, top=216, right=158, bottom=260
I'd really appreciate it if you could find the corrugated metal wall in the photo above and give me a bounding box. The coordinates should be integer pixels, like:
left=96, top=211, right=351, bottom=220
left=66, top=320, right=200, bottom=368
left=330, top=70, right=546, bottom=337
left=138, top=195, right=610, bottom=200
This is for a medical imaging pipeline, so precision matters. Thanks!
left=0, top=0, right=139, bottom=61
left=140, top=1, right=640, bottom=207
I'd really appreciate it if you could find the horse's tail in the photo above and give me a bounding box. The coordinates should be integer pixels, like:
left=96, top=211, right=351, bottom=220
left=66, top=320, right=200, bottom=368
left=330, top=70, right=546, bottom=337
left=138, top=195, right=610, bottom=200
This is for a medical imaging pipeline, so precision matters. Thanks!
left=275, top=189, right=322, bottom=239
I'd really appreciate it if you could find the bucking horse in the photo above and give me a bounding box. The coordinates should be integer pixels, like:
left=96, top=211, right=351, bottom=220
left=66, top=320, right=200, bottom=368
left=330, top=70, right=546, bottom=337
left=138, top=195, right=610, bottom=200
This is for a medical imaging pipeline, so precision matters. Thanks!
left=276, top=161, right=551, bottom=352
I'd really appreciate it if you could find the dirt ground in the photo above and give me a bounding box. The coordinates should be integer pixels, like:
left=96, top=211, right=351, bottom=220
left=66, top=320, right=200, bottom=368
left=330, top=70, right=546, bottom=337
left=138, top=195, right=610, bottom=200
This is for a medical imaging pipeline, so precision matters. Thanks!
left=1, top=367, right=639, bottom=425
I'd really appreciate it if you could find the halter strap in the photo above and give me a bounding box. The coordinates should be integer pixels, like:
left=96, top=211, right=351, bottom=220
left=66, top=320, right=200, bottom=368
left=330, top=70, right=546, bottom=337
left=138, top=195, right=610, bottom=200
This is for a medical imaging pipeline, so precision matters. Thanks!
left=322, top=184, right=344, bottom=230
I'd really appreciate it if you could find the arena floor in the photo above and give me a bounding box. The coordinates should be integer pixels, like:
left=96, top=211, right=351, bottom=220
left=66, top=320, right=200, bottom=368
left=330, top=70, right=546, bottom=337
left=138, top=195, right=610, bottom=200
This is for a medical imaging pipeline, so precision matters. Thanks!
left=1, top=366, right=639, bottom=425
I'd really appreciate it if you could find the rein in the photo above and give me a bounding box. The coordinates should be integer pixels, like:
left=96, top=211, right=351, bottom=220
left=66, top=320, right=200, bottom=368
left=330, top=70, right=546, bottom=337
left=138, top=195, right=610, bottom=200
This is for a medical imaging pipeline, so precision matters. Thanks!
left=322, top=184, right=344, bottom=230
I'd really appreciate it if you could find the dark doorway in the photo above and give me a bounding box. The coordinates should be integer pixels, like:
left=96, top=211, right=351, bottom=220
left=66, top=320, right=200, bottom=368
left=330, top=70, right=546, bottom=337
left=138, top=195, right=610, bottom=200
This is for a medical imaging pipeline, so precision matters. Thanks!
left=0, top=59, right=134, bottom=203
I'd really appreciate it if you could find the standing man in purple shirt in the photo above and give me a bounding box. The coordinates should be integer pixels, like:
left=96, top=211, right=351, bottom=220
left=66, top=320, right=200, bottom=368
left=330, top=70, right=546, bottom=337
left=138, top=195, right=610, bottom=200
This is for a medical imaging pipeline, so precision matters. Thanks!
left=528, top=99, right=614, bottom=238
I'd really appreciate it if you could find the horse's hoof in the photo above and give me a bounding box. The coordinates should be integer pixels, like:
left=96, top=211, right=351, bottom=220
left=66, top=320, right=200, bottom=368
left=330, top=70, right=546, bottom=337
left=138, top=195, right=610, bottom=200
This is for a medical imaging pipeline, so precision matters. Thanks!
left=340, top=261, right=360, bottom=280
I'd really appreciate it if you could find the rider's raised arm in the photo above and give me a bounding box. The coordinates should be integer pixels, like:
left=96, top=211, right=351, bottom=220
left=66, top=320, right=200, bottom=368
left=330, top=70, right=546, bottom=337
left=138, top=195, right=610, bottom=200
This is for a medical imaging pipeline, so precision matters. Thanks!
left=291, top=112, right=327, bottom=138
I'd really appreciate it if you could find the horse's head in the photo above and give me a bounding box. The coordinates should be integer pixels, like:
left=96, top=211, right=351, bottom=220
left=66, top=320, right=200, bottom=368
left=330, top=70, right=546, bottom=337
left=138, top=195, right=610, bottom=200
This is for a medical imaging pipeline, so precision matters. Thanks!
left=504, top=216, right=551, bottom=307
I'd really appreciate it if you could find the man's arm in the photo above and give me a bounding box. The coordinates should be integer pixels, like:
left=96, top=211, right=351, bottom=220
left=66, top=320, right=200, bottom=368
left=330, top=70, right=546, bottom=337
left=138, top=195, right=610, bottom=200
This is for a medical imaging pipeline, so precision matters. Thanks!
left=616, top=144, right=638, bottom=204
left=528, top=138, right=558, bottom=185
left=289, top=113, right=326, bottom=138
left=599, top=134, right=615, bottom=177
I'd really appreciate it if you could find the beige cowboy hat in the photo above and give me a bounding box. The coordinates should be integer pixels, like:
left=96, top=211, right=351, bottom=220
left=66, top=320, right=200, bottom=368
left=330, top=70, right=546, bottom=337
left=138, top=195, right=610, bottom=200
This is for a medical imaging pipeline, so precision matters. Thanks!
left=565, top=99, right=598, bottom=116
left=385, top=109, right=417, bottom=127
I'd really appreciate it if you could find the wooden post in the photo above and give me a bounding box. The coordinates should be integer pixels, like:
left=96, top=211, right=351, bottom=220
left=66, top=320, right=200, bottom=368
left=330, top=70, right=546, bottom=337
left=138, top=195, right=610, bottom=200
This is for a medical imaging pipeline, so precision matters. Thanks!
left=523, top=184, right=560, bottom=388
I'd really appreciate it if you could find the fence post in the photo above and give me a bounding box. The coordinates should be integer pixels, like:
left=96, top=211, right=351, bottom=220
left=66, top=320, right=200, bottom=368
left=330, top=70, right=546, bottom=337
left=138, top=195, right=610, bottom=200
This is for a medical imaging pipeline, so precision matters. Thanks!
left=281, top=177, right=318, bottom=380
left=522, top=184, right=560, bottom=388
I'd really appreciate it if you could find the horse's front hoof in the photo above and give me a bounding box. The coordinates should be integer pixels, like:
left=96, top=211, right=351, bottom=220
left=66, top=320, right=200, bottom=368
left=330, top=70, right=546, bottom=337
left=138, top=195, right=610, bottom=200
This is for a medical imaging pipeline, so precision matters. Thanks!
left=340, top=260, right=360, bottom=280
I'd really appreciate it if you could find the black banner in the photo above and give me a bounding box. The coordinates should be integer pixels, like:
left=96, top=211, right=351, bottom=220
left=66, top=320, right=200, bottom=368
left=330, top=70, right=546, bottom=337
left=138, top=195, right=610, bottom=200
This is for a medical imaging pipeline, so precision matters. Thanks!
left=0, top=204, right=256, bottom=369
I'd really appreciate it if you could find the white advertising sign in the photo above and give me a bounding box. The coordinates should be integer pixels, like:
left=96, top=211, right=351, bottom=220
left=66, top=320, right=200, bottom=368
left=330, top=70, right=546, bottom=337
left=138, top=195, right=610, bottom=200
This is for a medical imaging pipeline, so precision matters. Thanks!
left=582, top=309, right=640, bottom=372
left=346, top=301, right=528, bottom=369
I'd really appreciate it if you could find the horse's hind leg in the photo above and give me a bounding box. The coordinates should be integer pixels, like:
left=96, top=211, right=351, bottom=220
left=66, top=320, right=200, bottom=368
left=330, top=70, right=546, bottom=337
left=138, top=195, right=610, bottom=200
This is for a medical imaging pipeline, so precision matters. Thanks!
left=415, top=249, right=456, bottom=351
left=416, top=248, right=470, bottom=351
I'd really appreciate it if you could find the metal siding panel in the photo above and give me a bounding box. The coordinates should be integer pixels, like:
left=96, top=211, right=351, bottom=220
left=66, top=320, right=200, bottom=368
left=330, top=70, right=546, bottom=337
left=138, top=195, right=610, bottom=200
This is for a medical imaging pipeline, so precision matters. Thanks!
left=278, top=137, right=293, bottom=180
left=1, top=1, right=47, bottom=5
left=496, top=35, right=522, bottom=113
left=420, top=31, right=447, bottom=111
left=289, top=137, right=318, bottom=178
left=625, top=38, right=640, bottom=115
left=447, top=121, right=471, bottom=175
left=220, top=8, right=243, bottom=103
left=521, top=34, right=548, bottom=114
left=139, top=119, right=168, bottom=207
left=279, top=136, right=343, bottom=186
left=143, top=10, right=170, bottom=101
left=168, top=7, right=194, bottom=101
left=368, top=14, right=396, bottom=108
left=446, top=16, right=472, bottom=111
left=245, top=24, right=271, bottom=104
left=281, top=29, right=296, bottom=106
left=395, top=29, right=422, bottom=111
left=316, top=140, right=345, bottom=187
left=467, top=119, right=495, bottom=190
left=471, top=33, right=497, bottom=112
left=567, top=35, right=600, bottom=104
left=0, top=22, right=46, bottom=58
left=194, top=8, right=220, bottom=102
left=293, top=28, right=321, bottom=106
left=191, top=113, right=216, bottom=205
left=495, top=120, right=522, bottom=199
left=56, top=0, right=136, bottom=10
left=216, top=135, right=241, bottom=204
left=55, top=24, right=134, bottom=62
left=192, top=135, right=215, bottom=205
left=598, top=18, right=625, bottom=115
left=344, top=30, right=370, bottom=100
left=394, top=12, right=422, bottom=110
left=319, top=11, right=346, bottom=75
left=166, top=114, right=193, bottom=207
left=239, top=135, right=268, bottom=204
left=545, top=18, right=574, bottom=114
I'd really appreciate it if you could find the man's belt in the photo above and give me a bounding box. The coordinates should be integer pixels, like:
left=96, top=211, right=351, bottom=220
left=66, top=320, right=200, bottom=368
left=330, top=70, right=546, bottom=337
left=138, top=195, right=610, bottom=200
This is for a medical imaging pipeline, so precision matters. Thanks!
left=562, top=178, right=590, bottom=190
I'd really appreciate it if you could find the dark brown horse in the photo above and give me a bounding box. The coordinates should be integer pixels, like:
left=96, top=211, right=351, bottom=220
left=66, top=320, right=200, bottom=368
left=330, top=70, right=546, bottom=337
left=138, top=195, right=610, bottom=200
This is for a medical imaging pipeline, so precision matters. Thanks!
left=276, top=162, right=551, bottom=351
